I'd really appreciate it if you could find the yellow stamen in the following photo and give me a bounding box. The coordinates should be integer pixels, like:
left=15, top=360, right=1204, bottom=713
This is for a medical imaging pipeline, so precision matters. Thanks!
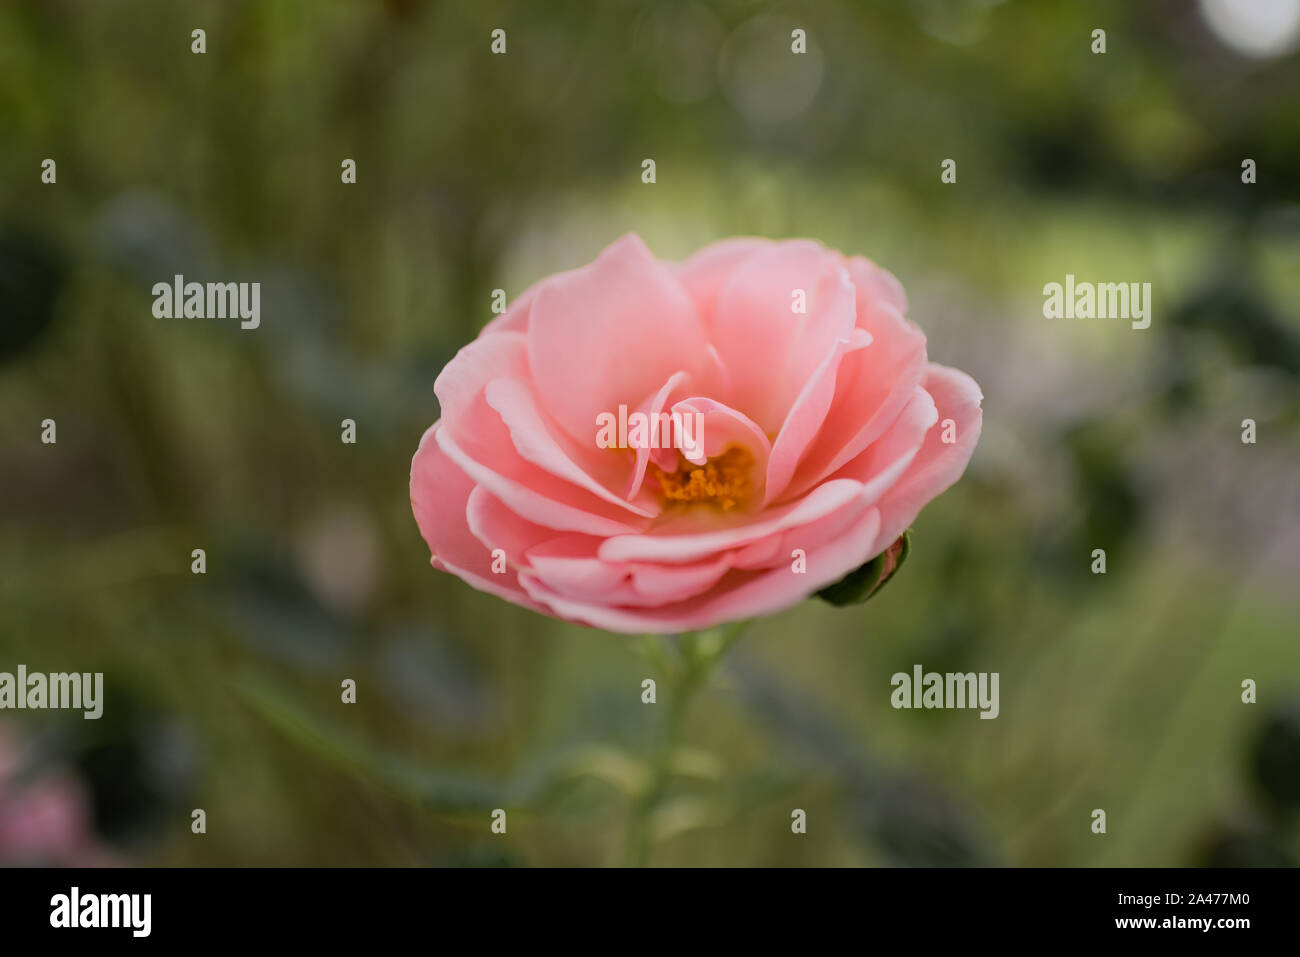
left=650, top=446, right=754, bottom=512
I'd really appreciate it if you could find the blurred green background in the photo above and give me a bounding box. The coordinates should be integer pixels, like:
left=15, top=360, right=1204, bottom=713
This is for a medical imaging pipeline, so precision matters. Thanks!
left=2, top=0, right=1299, bottom=866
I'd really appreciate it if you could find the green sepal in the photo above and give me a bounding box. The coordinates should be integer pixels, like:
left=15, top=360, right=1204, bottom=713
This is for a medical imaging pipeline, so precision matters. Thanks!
left=816, top=528, right=912, bottom=607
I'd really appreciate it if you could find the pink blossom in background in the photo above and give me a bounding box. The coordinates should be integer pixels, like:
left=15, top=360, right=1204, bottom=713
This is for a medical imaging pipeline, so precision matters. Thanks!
left=0, top=726, right=116, bottom=867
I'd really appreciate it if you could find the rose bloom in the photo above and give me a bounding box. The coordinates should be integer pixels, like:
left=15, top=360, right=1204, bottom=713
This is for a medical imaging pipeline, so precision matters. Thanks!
left=411, top=234, right=982, bottom=634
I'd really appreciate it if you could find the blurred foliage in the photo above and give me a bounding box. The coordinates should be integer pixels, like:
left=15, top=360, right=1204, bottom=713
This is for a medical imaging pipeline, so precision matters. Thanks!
left=1, top=0, right=1299, bottom=866
left=0, top=229, right=64, bottom=365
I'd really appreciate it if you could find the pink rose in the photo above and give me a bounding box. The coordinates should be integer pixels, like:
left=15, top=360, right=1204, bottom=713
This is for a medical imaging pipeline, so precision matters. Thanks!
left=410, top=234, right=982, bottom=634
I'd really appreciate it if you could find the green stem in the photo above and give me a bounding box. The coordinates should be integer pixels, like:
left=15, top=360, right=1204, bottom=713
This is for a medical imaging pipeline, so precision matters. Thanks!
left=623, top=621, right=748, bottom=866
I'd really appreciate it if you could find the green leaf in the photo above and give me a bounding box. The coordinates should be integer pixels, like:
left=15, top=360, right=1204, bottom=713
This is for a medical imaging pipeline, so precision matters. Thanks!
left=232, top=678, right=503, bottom=813
left=816, top=529, right=912, bottom=607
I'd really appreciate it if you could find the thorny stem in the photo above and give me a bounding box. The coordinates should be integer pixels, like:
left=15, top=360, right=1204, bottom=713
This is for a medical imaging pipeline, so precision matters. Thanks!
left=623, top=620, right=749, bottom=866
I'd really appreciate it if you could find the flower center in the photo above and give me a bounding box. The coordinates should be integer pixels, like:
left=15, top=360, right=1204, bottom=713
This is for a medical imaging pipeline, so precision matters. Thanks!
left=649, top=446, right=754, bottom=512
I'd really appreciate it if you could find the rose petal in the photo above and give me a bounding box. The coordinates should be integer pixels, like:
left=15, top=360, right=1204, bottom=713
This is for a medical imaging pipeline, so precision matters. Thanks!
left=869, top=363, right=983, bottom=552
left=435, top=331, right=651, bottom=535
left=710, top=240, right=858, bottom=433
left=529, top=233, right=712, bottom=445
left=780, top=295, right=928, bottom=502
left=519, top=507, right=882, bottom=633
left=410, top=423, right=548, bottom=612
